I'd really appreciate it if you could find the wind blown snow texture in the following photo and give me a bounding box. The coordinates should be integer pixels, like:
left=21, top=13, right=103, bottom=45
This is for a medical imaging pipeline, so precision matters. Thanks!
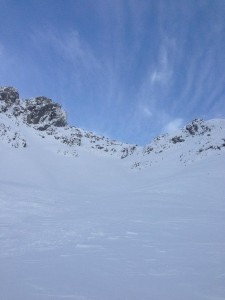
left=0, top=87, right=225, bottom=300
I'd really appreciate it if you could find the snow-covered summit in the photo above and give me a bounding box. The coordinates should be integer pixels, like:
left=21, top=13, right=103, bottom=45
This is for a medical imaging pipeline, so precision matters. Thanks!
left=0, top=86, right=139, bottom=159
left=134, top=118, right=225, bottom=169
left=0, top=87, right=67, bottom=129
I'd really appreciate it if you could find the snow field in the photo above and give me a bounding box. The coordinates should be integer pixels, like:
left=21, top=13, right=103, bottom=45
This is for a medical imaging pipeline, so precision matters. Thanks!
left=0, top=140, right=225, bottom=299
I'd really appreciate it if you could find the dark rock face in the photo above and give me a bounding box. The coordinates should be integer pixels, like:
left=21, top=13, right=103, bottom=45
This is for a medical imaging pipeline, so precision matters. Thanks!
left=0, top=87, right=67, bottom=130
left=0, top=87, right=19, bottom=111
left=13, top=105, right=25, bottom=117
left=25, top=96, right=67, bottom=129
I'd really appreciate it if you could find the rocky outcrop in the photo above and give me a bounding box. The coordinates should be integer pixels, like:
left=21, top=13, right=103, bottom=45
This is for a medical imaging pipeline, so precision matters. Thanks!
left=185, top=119, right=211, bottom=136
left=24, top=97, right=67, bottom=130
left=0, top=86, right=137, bottom=158
left=0, top=87, right=19, bottom=112
left=171, top=136, right=185, bottom=144
left=0, top=87, right=67, bottom=130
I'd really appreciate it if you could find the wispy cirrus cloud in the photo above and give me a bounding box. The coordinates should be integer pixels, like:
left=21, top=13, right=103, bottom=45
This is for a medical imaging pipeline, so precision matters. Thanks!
left=136, top=0, right=225, bottom=139
left=178, top=27, right=225, bottom=116
left=150, top=42, right=174, bottom=86
left=134, top=34, right=179, bottom=136
left=30, top=29, right=103, bottom=80
left=138, top=104, right=152, bottom=118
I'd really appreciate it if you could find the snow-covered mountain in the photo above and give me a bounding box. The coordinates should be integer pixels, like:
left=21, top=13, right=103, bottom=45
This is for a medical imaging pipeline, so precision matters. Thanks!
left=1, top=86, right=225, bottom=167
left=0, top=86, right=139, bottom=160
left=0, top=86, right=225, bottom=300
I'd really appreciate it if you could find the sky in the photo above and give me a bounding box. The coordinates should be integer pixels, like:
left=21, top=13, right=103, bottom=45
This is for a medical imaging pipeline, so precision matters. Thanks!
left=0, top=0, right=225, bottom=145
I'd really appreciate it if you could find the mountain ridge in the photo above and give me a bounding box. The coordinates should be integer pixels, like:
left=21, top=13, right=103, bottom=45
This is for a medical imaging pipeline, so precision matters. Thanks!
left=0, top=86, right=225, bottom=168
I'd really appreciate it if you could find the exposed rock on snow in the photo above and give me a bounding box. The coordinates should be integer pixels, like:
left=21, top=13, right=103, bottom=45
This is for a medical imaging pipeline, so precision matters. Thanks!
left=171, top=136, right=185, bottom=144
left=185, top=118, right=211, bottom=136
left=0, top=122, right=27, bottom=148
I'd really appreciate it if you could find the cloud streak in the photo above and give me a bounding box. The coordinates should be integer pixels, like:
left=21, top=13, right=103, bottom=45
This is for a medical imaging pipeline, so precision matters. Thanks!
left=163, top=118, right=184, bottom=134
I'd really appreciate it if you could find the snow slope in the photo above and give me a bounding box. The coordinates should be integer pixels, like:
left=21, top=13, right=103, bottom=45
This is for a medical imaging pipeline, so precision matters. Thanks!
left=0, top=87, right=225, bottom=300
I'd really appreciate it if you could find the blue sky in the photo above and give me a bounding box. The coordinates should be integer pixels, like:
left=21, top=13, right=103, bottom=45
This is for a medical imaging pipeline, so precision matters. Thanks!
left=0, top=0, right=225, bottom=145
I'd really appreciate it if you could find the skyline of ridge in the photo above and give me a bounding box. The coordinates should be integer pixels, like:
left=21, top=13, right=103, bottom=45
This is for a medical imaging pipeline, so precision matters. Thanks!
left=1, top=85, right=223, bottom=147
